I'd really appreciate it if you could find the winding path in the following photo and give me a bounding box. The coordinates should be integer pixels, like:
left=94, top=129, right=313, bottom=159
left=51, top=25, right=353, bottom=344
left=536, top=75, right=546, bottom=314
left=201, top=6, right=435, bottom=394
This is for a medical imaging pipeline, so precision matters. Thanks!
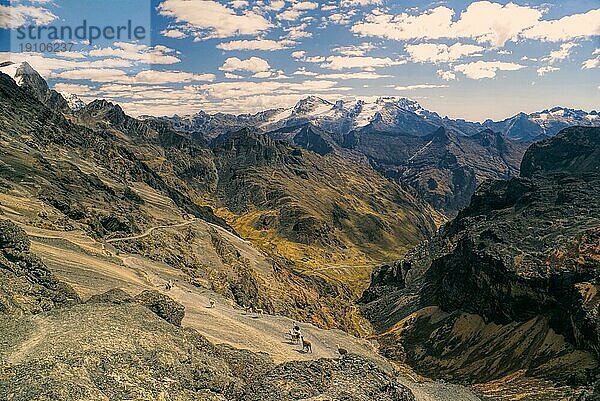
left=106, top=218, right=249, bottom=245
left=106, top=219, right=199, bottom=243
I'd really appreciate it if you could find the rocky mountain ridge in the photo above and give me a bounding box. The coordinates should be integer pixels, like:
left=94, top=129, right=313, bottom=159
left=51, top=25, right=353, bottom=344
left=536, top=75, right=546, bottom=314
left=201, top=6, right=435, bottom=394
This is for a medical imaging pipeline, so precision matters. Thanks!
left=360, top=126, right=600, bottom=400
left=140, top=93, right=598, bottom=215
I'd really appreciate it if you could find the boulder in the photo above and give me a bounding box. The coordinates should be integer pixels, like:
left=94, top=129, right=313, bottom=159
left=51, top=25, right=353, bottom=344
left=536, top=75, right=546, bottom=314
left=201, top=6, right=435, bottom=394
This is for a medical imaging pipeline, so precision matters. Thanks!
left=134, top=290, right=185, bottom=326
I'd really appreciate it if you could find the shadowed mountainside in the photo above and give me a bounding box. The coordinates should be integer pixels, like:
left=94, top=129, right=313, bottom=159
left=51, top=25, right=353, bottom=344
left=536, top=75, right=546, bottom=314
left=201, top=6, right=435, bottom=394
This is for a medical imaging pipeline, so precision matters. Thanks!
left=342, top=125, right=527, bottom=214
left=154, top=95, right=597, bottom=215
left=360, top=126, right=600, bottom=400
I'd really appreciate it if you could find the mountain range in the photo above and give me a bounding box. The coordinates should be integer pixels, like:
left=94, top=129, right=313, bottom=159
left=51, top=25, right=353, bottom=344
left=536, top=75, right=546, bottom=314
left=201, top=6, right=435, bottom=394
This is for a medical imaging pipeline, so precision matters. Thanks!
left=145, top=91, right=598, bottom=215
left=4, top=61, right=598, bottom=216
left=360, top=126, right=600, bottom=399
left=1, top=60, right=599, bottom=400
left=151, top=94, right=599, bottom=143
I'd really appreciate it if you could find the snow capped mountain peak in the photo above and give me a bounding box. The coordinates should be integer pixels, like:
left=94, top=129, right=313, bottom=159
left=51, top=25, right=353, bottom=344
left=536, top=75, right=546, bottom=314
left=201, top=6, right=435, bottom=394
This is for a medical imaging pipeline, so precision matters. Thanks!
left=0, top=61, right=31, bottom=86
left=15, top=61, right=37, bottom=75
left=1, top=61, right=47, bottom=97
left=16, top=62, right=49, bottom=94
left=375, top=97, right=423, bottom=112
left=333, top=99, right=345, bottom=111
left=251, top=95, right=443, bottom=134
left=1, top=61, right=71, bottom=113
left=480, top=106, right=600, bottom=141
left=292, top=96, right=332, bottom=115
left=62, top=93, right=87, bottom=111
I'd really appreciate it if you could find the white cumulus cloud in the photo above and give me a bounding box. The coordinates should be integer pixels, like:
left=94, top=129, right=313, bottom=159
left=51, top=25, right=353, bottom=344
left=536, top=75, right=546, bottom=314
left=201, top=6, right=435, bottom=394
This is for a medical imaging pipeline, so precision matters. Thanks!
left=217, top=39, right=294, bottom=51
left=158, top=0, right=272, bottom=39
left=351, top=2, right=542, bottom=47
left=341, top=0, right=382, bottom=7
left=437, top=69, right=457, bottom=81
left=453, top=60, right=526, bottom=79
left=405, top=43, right=484, bottom=64
left=0, top=4, right=56, bottom=28
left=161, top=29, right=187, bottom=39
left=219, top=56, right=271, bottom=73
left=395, top=84, right=449, bottom=90
left=537, top=66, right=559, bottom=76
left=89, top=42, right=180, bottom=65
left=582, top=49, right=600, bottom=70
left=320, top=55, right=405, bottom=70
left=543, top=43, right=579, bottom=64
left=521, top=9, right=600, bottom=42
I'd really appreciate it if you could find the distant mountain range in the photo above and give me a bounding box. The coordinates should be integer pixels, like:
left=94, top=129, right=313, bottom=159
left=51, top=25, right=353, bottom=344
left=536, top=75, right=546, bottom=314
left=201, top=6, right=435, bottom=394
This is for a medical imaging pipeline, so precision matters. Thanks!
left=142, top=93, right=597, bottom=214
left=1, top=61, right=597, bottom=144
left=148, top=95, right=599, bottom=143
left=2, top=61, right=598, bottom=216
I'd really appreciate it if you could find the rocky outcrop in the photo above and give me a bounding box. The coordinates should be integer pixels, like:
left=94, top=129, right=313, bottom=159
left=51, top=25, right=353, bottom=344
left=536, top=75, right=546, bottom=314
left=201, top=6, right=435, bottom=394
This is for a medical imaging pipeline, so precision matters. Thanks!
left=134, top=290, right=186, bottom=327
left=267, top=123, right=338, bottom=156
left=0, top=220, right=80, bottom=315
left=0, top=223, right=416, bottom=400
left=360, top=126, right=600, bottom=398
left=520, top=125, right=600, bottom=177
left=0, top=300, right=416, bottom=401
left=87, top=288, right=134, bottom=305
left=240, top=354, right=415, bottom=401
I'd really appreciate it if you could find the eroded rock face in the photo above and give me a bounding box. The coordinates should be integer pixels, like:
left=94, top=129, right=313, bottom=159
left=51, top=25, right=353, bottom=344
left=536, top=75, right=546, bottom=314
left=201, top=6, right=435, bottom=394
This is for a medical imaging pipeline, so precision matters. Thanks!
left=0, top=220, right=80, bottom=315
left=360, top=127, right=600, bottom=398
left=86, top=288, right=134, bottom=305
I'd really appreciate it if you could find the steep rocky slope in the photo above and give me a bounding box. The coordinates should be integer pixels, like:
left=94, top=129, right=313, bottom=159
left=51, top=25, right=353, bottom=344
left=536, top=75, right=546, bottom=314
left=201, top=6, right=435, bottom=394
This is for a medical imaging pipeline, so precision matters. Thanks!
left=0, top=72, right=226, bottom=238
left=0, top=220, right=80, bottom=315
left=0, top=220, right=417, bottom=401
left=0, top=61, right=69, bottom=113
left=0, top=68, right=438, bottom=335
left=262, top=121, right=525, bottom=217
left=209, top=128, right=437, bottom=269
left=360, top=126, right=600, bottom=400
left=343, top=125, right=527, bottom=214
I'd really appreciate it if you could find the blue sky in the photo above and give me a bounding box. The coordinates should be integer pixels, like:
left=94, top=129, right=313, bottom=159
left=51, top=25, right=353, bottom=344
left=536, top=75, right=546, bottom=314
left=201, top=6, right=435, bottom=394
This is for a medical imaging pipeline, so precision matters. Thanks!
left=0, top=0, right=598, bottom=120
